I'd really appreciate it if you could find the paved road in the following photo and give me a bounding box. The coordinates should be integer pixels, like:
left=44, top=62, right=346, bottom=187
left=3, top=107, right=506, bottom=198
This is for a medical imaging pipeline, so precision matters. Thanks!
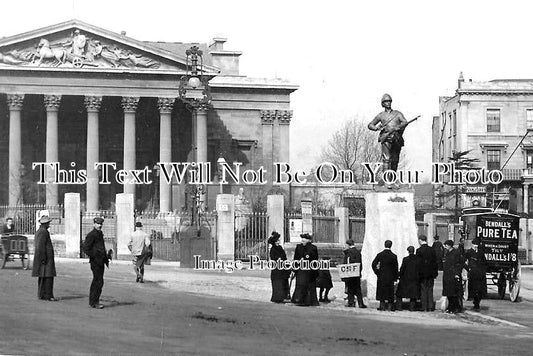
left=0, top=260, right=532, bottom=355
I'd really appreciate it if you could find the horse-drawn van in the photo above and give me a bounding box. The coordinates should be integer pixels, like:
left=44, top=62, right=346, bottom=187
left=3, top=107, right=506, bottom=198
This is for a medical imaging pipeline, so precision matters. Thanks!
left=460, top=207, right=521, bottom=302
left=0, top=234, right=29, bottom=269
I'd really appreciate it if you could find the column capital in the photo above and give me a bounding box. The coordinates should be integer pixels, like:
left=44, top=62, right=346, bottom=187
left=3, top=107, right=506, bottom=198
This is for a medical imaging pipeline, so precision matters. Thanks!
left=121, top=96, right=140, bottom=113
left=260, top=110, right=276, bottom=124
left=195, top=105, right=209, bottom=114
left=7, top=94, right=24, bottom=110
left=277, top=110, right=292, bottom=124
left=84, top=96, right=102, bottom=113
left=44, top=95, right=62, bottom=112
left=157, top=97, right=175, bottom=114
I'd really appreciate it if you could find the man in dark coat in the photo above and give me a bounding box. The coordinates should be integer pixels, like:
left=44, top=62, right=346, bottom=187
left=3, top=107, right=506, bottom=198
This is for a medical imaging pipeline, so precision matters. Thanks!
left=416, top=234, right=438, bottom=312
left=372, top=240, right=398, bottom=311
left=268, top=231, right=290, bottom=303
left=342, top=239, right=366, bottom=308
left=396, top=246, right=419, bottom=311
left=432, top=235, right=444, bottom=271
left=464, top=238, right=487, bottom=311
left=32, top=216, right=57, bottom=301
left=83, top=217, right=110, bottom=309
left=291, top=233, right=319, bottom=306
left=442, top=240, right=464, bottom=313
left=2, top=217, right=15, bottom=234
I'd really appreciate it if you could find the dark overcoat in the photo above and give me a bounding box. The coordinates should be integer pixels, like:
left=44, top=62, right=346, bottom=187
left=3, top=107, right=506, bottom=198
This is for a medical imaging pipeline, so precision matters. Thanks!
left=32, top=226, right=56, bottom=277
left=396, top=255, right=420, bottom=299
left=342, top=246, right=362, bottom=282
left=442, top=248, right=463, bottom=297
left=371, top=249, right=398, bottom=301
left=416, top=244, right=438, bottom=280
left=316, top=269, right=333, bottom=289
left=464, top=248, right=487, bottom=299
left=432, top=241, right=444, bottom=270
left=83, top=228, right=109, bottom=267
left=291, top=242, right=319, bottom=306
left=269, top=244, right=290, bottom=302
left=269, top=245, right=290, bottom=280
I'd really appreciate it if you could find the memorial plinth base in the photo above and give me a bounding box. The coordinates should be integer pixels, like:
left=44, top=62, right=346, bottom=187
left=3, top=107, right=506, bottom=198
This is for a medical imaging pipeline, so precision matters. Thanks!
left=361, top=191, right=419, bottom=301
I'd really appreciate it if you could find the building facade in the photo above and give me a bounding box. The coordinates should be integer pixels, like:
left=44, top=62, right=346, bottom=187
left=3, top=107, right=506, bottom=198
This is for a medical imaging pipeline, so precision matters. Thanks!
left=434, top=73, right=533, bottom=214
left=0, top=20, right=297, bottom=211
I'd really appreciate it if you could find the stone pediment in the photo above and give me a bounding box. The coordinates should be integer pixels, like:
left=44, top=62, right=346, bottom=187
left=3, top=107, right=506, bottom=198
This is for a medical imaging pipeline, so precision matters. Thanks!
left=0, top=19, right=219, bottom=74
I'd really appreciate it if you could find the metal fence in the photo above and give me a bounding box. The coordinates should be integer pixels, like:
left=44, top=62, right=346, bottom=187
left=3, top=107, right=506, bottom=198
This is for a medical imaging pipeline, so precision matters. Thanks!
left=0, top=204, right=64, bottom=235
left=80, top=210, right=116, bottom=258
left=234, top=211, right=269, bottom=260
left=349, top=217, right=365, bottom=243
left=312, top=213, right=338, bottom=243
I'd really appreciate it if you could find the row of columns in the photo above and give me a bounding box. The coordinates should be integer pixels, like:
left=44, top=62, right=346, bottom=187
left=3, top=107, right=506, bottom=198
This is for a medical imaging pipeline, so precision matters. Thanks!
left=261, top=109, right=292, bottom=183
left=6, top=94, right=209, bottom=212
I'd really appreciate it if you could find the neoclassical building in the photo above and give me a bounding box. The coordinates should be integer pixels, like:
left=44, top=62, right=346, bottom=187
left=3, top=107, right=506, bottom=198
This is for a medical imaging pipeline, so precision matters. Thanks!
left=0, top=20, right=297, bottom=211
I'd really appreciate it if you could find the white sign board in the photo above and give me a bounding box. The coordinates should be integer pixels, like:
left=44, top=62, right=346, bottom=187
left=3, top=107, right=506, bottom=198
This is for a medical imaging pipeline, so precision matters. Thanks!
left=289, top=219, right=303, bottom=242
left=338, top=263, right=361, bottom=278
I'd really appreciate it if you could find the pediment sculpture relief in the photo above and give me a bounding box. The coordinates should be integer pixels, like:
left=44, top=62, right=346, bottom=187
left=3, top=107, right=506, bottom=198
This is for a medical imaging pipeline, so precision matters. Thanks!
left=0, top=29, right=161, bottom=69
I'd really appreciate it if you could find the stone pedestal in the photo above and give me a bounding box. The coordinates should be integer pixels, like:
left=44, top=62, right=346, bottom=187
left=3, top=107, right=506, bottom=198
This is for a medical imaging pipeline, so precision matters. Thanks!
left=116, top=193, right=134, bottom=258
left=361, top=191, right=419, bottom=301
left=216, top=194, right=235, bottom=260
left=64, top=193, right=81, bottom=258
left=267, top=195, right=284, bottom=241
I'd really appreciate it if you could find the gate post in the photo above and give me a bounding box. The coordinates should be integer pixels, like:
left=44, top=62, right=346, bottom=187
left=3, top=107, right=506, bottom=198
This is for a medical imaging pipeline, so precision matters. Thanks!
left=267, top=195, right=284, bottom=241
left=64, top=193, right=81, bottom=258
left=335, top=207, right=348, bottom=244
left=116, top=193, right=134, bottom=259
left=216, top=194, right=235, bottom=260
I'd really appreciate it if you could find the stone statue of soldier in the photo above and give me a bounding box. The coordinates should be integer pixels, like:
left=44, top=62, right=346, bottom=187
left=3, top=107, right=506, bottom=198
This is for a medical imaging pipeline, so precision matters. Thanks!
left=368, top=94, right=408, bottom=173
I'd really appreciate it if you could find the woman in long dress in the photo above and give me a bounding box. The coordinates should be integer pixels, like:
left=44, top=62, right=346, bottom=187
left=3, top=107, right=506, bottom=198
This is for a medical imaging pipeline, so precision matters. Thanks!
left=268, top=231, right=290, bottom=303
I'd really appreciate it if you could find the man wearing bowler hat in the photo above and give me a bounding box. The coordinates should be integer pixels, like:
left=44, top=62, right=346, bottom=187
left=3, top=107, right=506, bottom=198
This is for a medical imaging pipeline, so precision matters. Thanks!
left=83, top=217, right=111, bottom=309
left=464, top=238, right=487, bottom=311
left=128, top=221, right=151, bottom=283
left=32, top=215, right=58, bottom=301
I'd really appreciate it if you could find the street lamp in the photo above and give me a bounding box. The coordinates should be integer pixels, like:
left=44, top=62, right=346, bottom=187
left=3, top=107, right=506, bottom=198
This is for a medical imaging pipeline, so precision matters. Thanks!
left=178, top=46, right=211, bottom=110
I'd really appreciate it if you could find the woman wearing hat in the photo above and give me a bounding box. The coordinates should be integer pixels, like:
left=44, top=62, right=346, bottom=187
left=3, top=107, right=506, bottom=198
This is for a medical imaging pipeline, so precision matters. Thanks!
left=32, top=215, right=58, bottom=301
left=464, top=238, right=487, bottom=311
left=291, top=233, right=319, bottom=306
left=268, top=231, right=290, bottom=303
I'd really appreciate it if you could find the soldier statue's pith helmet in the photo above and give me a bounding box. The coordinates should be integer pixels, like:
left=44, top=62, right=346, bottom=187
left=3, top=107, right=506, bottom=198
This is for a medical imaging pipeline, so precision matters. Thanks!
left=381, top=93, right=392, bottom=103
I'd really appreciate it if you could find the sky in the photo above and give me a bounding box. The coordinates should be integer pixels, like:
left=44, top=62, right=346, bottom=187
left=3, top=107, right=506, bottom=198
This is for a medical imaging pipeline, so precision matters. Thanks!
left=1, top=0, right=533, bottom=181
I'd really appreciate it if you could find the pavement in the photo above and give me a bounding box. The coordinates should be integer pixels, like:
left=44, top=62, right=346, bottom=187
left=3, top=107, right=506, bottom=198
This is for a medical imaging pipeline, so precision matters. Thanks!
left=2, top=257, right=533, bottom=355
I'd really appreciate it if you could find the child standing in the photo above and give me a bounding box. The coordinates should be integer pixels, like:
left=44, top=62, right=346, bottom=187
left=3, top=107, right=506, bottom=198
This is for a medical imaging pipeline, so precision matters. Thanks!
left=317, top=257, right=333, bottom=303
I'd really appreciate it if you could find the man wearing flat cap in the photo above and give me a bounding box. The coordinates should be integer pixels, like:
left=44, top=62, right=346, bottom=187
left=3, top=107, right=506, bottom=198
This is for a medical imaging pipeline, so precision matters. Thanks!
left=291, top=233, right=320, bottom=306
left=83, top=217, right=111, bottom=309
left=32, top=215, right=58, bottom=301
left=464, top=238, right=487, bottom=311
left=128, top=221, right=151, bottom=283
left=343, top=239, right=366, bottom=308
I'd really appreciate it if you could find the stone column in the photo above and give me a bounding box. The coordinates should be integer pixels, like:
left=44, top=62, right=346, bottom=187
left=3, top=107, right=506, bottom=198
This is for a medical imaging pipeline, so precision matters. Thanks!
left=44, top=95, right=61, bottom=206
left=85, top=96, right=102, bottom=211
left=216, top=194, right=235, bottom=260
left=7, top=94, right=24, bottom=206
left=196, top=107, right=208, bottom=163
left=64, top=193, right=81, bottom=257
left=524, top=183, right=530, bottom=216
left=261, top=110, right=275, bottom=184
left=335, top=207, right=349, bottom=244
left=273, top=111, right=281, bottom=164
left=278, top=110, right=292, bottom=165
left=121, top=97, right=139, bottom=197
left=267, top=195, right=284, bottom=242
left=158, top=97, right=175, bottom=212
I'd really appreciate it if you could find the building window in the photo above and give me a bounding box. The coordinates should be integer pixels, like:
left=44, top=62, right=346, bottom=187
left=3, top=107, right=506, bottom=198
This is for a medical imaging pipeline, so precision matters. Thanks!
left=487, top=149, right=501, bottom=170
left=487, top=109, right=500, bottom=132
left=527, top=109, right=533, bottom=130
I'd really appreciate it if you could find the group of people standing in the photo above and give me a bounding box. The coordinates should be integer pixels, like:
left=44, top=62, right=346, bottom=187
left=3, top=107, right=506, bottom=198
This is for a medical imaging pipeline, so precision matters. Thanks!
left=268, top=231, right=487, bottom=313
left=30, top=216, right=151, bottom=309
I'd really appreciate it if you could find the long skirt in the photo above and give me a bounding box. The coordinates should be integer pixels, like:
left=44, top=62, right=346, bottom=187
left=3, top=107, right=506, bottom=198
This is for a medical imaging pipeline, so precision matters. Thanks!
left=38, top=277, right=54, bottom=300
left=291, top=270, right=319, bottom=306
left=270, top=278, right=290, bottom=303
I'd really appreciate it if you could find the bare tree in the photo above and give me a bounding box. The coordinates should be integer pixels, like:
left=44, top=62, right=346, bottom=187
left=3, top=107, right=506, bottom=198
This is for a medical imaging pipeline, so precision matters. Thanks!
left=321, top=118, right=381, bottom=183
